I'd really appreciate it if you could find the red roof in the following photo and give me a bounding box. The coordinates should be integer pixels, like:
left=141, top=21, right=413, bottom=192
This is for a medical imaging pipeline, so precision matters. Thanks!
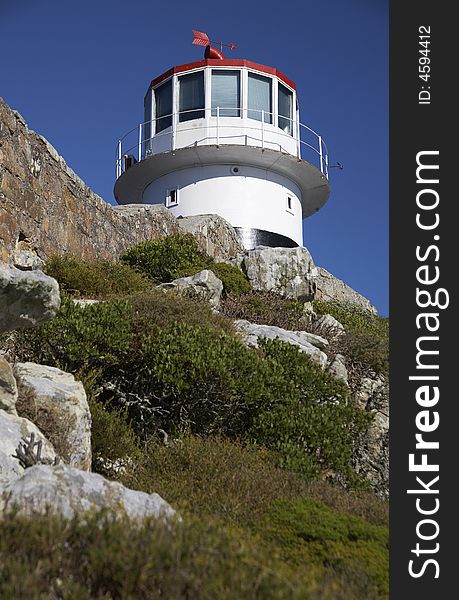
left=150, top=59, right=296, bottom=90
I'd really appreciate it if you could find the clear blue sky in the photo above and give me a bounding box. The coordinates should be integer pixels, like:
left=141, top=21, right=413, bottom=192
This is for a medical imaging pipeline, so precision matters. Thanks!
left=0, top=0, right=388, bottom=315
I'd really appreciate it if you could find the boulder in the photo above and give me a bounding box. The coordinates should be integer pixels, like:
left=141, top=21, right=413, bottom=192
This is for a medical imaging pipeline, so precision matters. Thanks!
left=14, top=363, right=92, bottom=471
left=313, top=314, right=345, bottom=339
left=234, top=319, right=328, bottom=368
left=327, top=354, right=349, bottom=385
left=314, top=267, right=377, bottom=315
left=178, top=214, right=243, bottom=261
left=0, top=463, right=176, bottom=522
left=0, top=264, right=60, bottom=334
left=158, top=269, right=223, bottom=308
left=0, top=409, right=56, bottom=486
left=241, top=246, right=316, bottom=300
left=0, top=357, right=17, bottom=415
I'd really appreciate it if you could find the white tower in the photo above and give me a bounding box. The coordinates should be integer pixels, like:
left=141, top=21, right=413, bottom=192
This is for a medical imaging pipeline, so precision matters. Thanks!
left=114, top=33, right=330, bottom=250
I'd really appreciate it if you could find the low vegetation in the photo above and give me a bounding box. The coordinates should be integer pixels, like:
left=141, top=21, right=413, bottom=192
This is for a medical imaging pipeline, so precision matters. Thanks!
left=44, top=254, right=152, bottom=299
left=121, top=233, right=250, bottom=296
left=4, top=236, right=389, bottom=598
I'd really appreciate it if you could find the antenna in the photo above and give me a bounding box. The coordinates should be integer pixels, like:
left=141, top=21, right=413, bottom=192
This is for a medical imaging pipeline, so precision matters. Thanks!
left=192, top=29, right=237, bottom=54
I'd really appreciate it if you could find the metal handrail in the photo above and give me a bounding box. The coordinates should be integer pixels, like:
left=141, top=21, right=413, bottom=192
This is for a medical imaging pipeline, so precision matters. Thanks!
left=115, top=107, right=329, bottom=179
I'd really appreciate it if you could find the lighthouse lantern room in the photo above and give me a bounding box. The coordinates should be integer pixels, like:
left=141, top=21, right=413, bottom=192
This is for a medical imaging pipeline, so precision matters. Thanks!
left=114, top=33, right=330, bottom=250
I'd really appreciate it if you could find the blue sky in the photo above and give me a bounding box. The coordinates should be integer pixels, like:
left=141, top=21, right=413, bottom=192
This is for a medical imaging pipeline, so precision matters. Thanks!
left=0, top=0, right=388, bottom=314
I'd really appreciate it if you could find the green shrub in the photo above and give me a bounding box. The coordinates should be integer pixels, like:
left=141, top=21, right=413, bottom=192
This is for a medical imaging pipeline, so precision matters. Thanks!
left=44, top=255, right=152, bottom=299
left=251, top=339, right=371, bottom=483
left=221, top=290, right=307, bottom=330
left=128, top=289, right=234, bottom=338
left=121, top=233, right=212, bottom=283
left=260, top=497, right=389, bottom=598
left=15, top=298, right=371, bottom=483
left=209, top=262, right=251, bottom=296
left=15, top=295, right=131, bottom=376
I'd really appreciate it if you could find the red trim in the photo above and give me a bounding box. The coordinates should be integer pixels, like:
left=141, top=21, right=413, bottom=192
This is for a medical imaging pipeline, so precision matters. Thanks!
left=150, top=59, right=296, bottom=90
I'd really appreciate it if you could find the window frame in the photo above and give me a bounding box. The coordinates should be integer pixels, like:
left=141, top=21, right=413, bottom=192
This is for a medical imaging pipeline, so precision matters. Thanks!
left=211, top=68, right=242, bottom=118
left=165, top=187, right=179, bottom=208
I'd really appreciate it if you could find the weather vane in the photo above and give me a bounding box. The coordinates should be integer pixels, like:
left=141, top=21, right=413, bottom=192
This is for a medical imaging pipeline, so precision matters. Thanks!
left=192, top=30, right=237, bottom=54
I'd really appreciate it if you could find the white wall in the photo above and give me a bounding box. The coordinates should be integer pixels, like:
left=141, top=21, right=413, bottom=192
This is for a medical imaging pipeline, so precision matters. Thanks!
left=142, top=164, right=303, bottom=245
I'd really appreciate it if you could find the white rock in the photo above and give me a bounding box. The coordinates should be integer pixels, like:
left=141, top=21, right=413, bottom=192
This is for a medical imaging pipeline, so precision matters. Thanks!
left=234, top=320, right=328, bottom=368
left=241, top=246, right=316, bottom=300
left=314, top=314, right=345, bottom=338
left=327, top=354, right=349, bottom=385
left=0, top=409, right=56, bottom=486
left=0, top=265, right=60, bottom=334
left=158, top=269, right=223, bottom=308
left=14, top=363, right=92, bottom=471
left=0, top=463, right=176, bottom=522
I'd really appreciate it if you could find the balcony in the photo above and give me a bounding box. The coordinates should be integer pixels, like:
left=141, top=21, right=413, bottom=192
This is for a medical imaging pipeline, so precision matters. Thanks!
left=115, top=107, right=329, bottom=180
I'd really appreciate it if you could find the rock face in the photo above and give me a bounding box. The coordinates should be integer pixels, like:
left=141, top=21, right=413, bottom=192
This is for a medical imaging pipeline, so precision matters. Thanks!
left=314, top=267, right=377, bottom=315
left=14, top=363, right=92, bottom=471
left=353, top=374, right=389, bottom=497
left=0, top=98, right=182, bottom=264
left=178, top=214, right=243, bottom=261
left=0, top=264, right=60, bottom=334
left=234, top=319, right=328, bottom=368
left=158, top=269, right=223, bottom=308
left=0, top=409, right=56, bottom=486
left=0, top=463, right=176, bottom=521
left=241, top=246, right=316, bottom=300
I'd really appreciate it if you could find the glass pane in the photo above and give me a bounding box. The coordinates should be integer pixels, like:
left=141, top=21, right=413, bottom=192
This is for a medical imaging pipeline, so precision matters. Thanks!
left=211, top=70, right=240, bottom=117
left=278, top=83, right=293, bottom=135
left=179, top=71, right=205, bottom=122
left=155, top=79, right=172, bottom=133
left=248, top=73, right=272, bottom=123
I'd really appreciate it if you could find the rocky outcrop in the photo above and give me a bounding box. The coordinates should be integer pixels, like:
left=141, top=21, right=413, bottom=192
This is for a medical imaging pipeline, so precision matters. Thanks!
left=241, top=246, right=316, bottom=300
left=178, top=214, right=243, bottom=261
left=0, top=409, right=56, bottom=486
left=0, top=98, right=179, bottom=263
left=313, top=314, right=345, bottom=339
left=234, top=319, right=328, bottom=368
left=353, top=374, right=389, bottom=497
left=314, top=267, right=377, bottom=315
left=158, top=269, right=223, bottom=308
left=14, top=363, right=92, bottom=471
left=0, top=463, right=176, bottom=521
left=0, top=264, right=60, bottom=333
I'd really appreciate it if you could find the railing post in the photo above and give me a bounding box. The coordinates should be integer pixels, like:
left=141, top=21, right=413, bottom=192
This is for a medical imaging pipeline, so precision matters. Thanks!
left=216, top=106, right=220, bottom=146
left=261, top=110, right=265, bottom=149
left=117, top=140, right=122, bottom=178
left=318, top=135, right=324, bottom=175
left=138, top=123, right=142, bottom=162
left=325, top=153, right=329, bottom=179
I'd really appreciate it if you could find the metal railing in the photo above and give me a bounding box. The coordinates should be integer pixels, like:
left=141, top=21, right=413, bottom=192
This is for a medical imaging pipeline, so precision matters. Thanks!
left=115, top=107, right=329, bottom=179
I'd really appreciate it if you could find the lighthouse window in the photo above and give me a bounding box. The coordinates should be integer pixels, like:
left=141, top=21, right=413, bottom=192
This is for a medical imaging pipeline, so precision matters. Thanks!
left=155, top=79, right=173, bottom=133
left=211, top=70, right=240, bottom=117
left=278, top=83, right=293, bottom=136
left=248, top=73, right=272, bottom=123
left=165, top=188, right=179, bottom=207
left=179, top=71, right=205, bottom=122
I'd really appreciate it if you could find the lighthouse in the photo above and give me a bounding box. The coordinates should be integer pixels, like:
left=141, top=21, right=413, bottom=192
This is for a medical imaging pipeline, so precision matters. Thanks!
left=114, top=32, right=330, bottom=250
